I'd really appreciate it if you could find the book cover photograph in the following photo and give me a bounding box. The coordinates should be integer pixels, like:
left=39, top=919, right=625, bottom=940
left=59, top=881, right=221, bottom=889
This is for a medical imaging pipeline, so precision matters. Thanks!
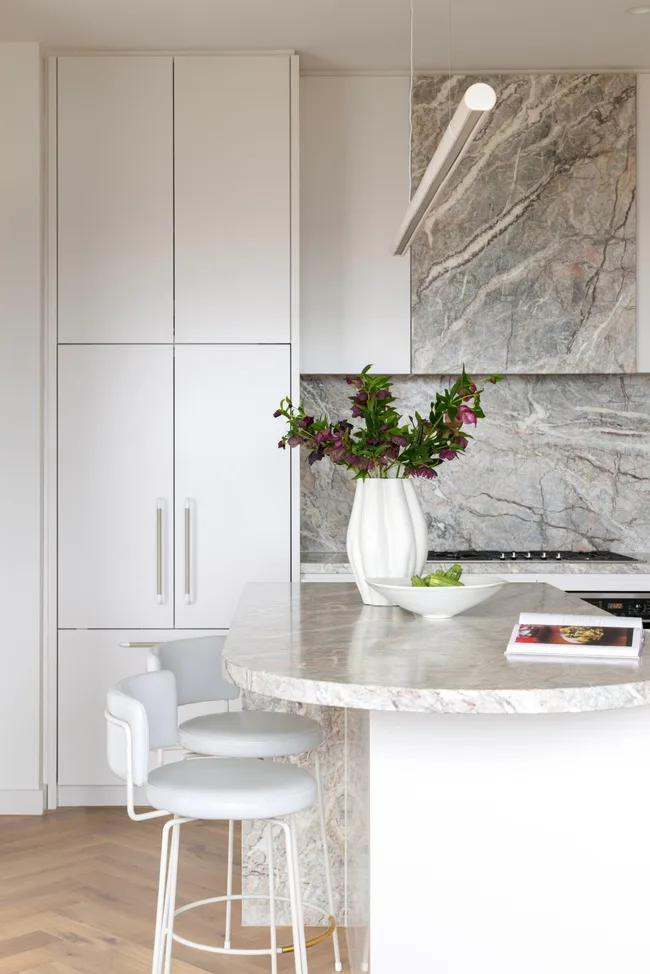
left=505, top=612, right=644, bottom=661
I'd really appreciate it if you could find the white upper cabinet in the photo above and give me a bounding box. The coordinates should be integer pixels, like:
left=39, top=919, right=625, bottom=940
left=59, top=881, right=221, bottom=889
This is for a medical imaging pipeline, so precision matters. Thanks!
left=174, top=344, right=291, bottom=628
left=58, top=346, right=174, bottom=629
left=57, top=57, right=173, bottom=343
left=174, top=56, right=291, bottom=343
left=300, top=76, right=412, bottom=374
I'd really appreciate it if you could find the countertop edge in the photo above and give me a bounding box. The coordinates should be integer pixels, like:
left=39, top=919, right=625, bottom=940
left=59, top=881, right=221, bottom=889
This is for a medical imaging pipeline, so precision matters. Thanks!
left=224, top=659, right=650, bottom=715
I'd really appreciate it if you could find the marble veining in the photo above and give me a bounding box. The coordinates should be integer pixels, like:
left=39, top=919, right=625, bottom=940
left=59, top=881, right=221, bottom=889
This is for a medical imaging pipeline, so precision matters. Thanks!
left=223, top=582, right=650, bottom=715
left=411, top=74, right=636, bottom=374
left=300, top=374, right=650, bottom=555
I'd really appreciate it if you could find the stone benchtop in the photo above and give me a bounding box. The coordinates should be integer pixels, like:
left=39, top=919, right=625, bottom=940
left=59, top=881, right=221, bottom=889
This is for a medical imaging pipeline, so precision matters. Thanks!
left=301, top=552, right=650, bottom=575
left=223, top=581, right=650, bottom=715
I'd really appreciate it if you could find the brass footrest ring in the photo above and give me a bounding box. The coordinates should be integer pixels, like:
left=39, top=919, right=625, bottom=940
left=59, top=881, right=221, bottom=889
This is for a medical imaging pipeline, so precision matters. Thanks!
left=280, top=915, right=337, bottom=954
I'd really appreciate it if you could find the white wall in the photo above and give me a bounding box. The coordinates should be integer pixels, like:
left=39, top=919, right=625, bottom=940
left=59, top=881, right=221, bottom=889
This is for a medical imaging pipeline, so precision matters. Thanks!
left=0, top=43, right=44, bottom=813
left=300, top=76, right=411, bottom=374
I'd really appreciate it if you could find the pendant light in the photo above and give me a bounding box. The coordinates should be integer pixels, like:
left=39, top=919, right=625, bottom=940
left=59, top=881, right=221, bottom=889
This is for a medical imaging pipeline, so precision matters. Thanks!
left=392, top=1, right=497, bottom=256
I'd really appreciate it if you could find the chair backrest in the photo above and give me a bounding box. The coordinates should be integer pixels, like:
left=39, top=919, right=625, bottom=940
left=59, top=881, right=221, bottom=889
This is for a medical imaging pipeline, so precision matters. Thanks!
left=146, top=635, right=240, bottom=707
left=106, top=670, right=179, bottom=786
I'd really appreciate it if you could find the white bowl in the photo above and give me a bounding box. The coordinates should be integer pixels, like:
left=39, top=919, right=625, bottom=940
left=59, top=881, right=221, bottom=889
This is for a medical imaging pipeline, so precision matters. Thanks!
left=365, top=575, right=506, bottom=619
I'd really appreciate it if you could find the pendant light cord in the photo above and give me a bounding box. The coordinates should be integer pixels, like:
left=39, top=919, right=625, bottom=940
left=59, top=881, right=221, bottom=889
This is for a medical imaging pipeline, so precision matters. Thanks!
left=408, top=0, right=414, bottom=200
left=448, top=0, right=452, bottom=126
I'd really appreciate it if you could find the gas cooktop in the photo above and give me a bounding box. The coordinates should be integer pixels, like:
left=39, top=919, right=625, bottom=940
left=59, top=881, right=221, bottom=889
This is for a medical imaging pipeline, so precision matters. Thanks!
left=427, top=550, right=637, bottom=562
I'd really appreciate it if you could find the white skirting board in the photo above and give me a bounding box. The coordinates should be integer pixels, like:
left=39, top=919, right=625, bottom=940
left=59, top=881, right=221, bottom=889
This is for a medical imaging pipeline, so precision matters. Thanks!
left=58, top=785, right=147, bottom=807
left=0, top=787, right=46, bottom=815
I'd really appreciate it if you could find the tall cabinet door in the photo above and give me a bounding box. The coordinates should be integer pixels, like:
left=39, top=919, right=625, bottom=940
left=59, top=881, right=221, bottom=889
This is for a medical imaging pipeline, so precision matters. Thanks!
left=174, top=56, right=291, bottom=343
left=175, top=345, right=291, bottom=628
left=58, top=346, right=174, bottom=629
left=57, top=56, right=173, bottom=343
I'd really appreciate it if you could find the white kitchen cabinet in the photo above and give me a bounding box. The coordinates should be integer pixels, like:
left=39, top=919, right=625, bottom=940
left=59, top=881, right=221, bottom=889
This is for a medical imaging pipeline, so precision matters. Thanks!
left=174, top=345, right=291, bottom=628
left=57, top=56, right=173, bottom=343
left=57, top=629, right=230, bottom=800
left=174, top=56, right=291, bottom=343
left=300, top=76, right=411, bottom=374
left=58, top=346, right=174, bottom=629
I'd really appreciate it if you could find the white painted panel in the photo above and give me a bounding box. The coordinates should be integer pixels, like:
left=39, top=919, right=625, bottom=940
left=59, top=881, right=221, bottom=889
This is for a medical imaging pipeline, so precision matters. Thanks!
left=174, top=56, right=291, bottom=343
left=638, top=74, right=650, bottom=372
left=0, top=43, right=42, bottom=793
left=58, top=629, right=227, bottom=788
left=58, top=346, right=174, bottom=628
left=300, top=76, right=411, bottom=374
left=57, top=56, right=173, bottom=343
left=174, top=345, right=291, bottom=628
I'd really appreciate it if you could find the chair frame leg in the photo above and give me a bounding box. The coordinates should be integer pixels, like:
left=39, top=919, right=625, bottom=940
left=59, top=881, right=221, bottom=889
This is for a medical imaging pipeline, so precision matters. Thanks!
left=151, top=818, right=174, bottom=974
left=224, top=818, right=235, bottom=950
left=162, top=818, right=182, bottom=974
left=314, top=750, right=343, bottom=972
left=268, top=820, right=278, bottom=974
left=281, top=816, right=306, bottom=974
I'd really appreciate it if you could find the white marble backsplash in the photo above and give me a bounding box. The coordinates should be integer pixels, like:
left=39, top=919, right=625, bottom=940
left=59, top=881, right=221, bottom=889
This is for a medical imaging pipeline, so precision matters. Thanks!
left=301, top=373, right=650, bottom=554
left=411, top=74, right=636, bottom=374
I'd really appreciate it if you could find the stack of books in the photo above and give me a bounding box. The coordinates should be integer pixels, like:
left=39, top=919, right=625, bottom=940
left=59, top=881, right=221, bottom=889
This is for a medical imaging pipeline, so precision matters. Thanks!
left=505, top=612, right=644, bottom=662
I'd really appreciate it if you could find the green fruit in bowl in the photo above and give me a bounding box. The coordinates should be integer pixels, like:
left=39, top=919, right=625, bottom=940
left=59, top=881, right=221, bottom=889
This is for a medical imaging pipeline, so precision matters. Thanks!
left=411, top=564, right=465, bottom=588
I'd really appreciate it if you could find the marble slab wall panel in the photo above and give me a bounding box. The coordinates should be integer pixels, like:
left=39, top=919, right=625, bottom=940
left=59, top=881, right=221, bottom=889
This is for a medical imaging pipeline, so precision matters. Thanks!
left=241, top=692, right=346, bottom=926
left=411, top=74, right=636, bottom=374
left=300, top=373, right=650, bottom=553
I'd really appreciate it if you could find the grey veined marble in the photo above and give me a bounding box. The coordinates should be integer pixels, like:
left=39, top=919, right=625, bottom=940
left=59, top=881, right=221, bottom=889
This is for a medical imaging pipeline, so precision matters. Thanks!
left=300, top=373, right=650, bottom=554
left=411, top=74, right=636, bottom=374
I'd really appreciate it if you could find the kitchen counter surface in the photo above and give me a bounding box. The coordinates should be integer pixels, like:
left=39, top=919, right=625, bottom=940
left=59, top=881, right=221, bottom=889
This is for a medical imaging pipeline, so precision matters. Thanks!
left=223, top=581, right=650, bottom=715
left=301, top=551, right=650, bottom=574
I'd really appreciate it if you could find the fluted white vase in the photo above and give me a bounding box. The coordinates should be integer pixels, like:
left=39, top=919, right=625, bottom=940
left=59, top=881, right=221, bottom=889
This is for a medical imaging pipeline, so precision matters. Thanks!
left=346, top=478, right=428, bottom=606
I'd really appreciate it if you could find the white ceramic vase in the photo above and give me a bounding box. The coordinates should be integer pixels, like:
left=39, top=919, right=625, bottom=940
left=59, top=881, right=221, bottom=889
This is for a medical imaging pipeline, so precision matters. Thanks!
left=346, top=478, right=428, bottom=606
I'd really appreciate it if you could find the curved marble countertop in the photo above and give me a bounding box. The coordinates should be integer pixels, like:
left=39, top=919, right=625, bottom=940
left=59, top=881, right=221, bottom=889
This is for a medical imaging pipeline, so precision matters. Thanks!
left=301, top=551, right=650, bottom=575
left=223, top=582, right=650, bottom=715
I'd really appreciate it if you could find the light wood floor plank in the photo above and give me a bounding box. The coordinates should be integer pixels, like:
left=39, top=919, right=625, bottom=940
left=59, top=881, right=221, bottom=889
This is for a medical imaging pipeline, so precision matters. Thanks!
left=0, top=808, right=347, bottom=973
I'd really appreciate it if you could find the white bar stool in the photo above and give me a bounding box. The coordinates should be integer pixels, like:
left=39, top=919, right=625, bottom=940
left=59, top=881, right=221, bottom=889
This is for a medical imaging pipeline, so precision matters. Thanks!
left=146, top=635, right=342, bottom=971
left=106, top=669, right=333, bottom=974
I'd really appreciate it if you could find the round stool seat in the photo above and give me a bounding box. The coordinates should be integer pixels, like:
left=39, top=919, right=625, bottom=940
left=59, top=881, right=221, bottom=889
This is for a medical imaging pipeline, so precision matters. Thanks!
left=146, top=758, right=317, bottom=820
left=178, top=710, right=323, bottom=759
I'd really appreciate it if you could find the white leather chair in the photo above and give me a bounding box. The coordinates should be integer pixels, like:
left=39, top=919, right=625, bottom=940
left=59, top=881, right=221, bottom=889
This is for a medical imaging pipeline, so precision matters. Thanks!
left=146, top=635, right=342, bottom=971
left=105, top=669, right=330, bottom=974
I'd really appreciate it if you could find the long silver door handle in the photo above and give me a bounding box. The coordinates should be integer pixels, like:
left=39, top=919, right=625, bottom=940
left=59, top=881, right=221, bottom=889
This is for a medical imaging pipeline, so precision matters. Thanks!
left=185, top=498, right=191, bottom=604
left=119, top=642, right=160, bottom=648
left=156, top=499, right=164, bottom=604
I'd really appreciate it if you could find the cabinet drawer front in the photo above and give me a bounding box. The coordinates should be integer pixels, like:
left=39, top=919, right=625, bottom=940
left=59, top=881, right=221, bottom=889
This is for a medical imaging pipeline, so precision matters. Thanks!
left=58, top=629, right=231, bottom=789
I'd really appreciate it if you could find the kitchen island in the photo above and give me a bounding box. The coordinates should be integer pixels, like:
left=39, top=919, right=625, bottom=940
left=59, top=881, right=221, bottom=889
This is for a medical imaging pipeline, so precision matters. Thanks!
left=223, top=582, right=650, bottom=974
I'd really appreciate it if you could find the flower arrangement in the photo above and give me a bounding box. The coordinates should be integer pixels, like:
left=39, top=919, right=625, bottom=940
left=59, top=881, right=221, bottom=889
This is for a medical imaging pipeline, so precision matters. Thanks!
left=275, top=365, right=502, bottom=480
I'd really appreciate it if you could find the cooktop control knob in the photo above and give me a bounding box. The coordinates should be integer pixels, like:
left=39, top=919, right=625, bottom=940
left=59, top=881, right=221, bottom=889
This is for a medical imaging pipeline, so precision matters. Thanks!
left=500, top=553, right=506, bottom=560
left=525, top=552, right=532, bottom=559
left=541, top=552, right=547, bottom=559
left=511, top=552, right=517, bottom=559
left=556, top=553, right=562, bottom=560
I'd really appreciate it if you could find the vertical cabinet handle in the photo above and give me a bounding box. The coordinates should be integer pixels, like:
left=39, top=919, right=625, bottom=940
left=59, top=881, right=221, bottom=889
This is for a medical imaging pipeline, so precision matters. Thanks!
left=156, top=499, right=164, bottom=604
left=185, top=498, right=192, bottom=604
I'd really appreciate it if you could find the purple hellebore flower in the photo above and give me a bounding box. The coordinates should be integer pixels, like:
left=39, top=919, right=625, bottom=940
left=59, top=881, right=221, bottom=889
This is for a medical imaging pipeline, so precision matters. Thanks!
left=457, top=404, right=478, bottom=426
left=299, top=416, right=314, bottom=429
left=345, top=376, right=363, bottom=388
left=287, top=435, right=302, bottom=447
left=439, top=449, right=457, bottom=461
left=453, top=436, right=469, bottom=449
left=273, top=409, right=282, bottom=418
left=392, top=435, right=408, bottom=447
left=345, top=452, right=358, bottom=465
left=355, top=390, right=369, bottom=404
left=351, top=404, right=363, bottom=418
left=307, top=450, right=324, bottom=466
left=314, top=429, right=334, bottom=445
left=489, top=376, right=499, bottom=384
left=375, top=389, right=390, bottom=400
left=278, top=439, right=286, bottom=449
left=329, top=446, right=346, bottom=462
left=338, top=421, right=353, bottom=433
left=410, top=466, right=438, bottom=480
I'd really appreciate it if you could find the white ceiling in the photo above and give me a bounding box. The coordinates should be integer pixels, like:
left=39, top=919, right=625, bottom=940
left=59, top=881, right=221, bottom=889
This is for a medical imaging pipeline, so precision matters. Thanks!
left=0, top=0, right=648, bottom=71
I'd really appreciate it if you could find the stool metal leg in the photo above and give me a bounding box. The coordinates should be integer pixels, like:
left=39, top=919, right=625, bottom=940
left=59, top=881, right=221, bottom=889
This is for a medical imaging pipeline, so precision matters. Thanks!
left=289, top=815, right=309, bottom=974
left=163, top=819, right=182, bottom=974
left=151, top=818, right=173, bottom=974
left=314, top=751, right=343, bottom=972
left=224, top=819, right=235, bottom=950
left=268, top=821, right=278, bottom=974
left=282, top=817, right=306, bottom=974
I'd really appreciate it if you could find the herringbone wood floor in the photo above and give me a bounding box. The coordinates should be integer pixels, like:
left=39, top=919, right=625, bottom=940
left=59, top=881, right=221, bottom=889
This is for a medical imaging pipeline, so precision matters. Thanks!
left=0, top=808, right=348, bottom=973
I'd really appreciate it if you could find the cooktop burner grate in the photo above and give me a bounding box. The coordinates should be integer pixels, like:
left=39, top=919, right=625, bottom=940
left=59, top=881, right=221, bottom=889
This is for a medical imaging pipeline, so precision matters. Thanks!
left=427, top=550, right=637, bottom=562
